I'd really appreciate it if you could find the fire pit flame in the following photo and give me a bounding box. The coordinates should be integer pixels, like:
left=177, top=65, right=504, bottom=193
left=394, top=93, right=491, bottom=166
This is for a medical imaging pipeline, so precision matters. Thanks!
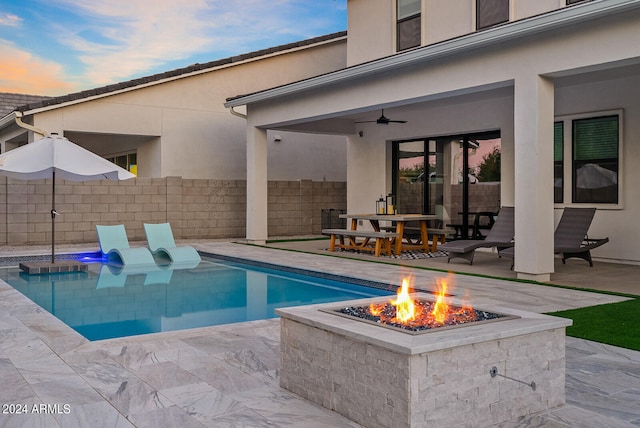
left=390, top=277, right=415, bottom=323
left=377, top=273, right=474, bottom=328
left=336, top=274, right=505, bottom=333
left=431, top=276, right=449, bottom=324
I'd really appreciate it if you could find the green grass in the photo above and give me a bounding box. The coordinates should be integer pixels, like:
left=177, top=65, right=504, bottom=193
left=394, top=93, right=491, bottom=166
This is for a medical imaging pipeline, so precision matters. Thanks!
left=252, top=243, right=640, bottom=351
left=548, top=297, right=640, bottom=351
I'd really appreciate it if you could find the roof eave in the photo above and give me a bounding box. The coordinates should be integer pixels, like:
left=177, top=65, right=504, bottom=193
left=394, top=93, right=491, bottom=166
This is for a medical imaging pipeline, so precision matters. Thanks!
left=0, top=111, right=17, bottom=131
left=224, top=0, right=640, bottom=108
left=15, top=32, right=347, bottom=117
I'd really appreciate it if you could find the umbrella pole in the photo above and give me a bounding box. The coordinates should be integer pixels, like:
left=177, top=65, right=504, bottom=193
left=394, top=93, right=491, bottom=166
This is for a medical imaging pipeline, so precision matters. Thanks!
left=51, top=171, right=55, bottom=264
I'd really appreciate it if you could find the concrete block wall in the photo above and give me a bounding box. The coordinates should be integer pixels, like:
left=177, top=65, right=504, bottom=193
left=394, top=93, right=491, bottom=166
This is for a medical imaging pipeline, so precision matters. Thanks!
left=268, top=180, right=347, bottom=236
left=448, top=182, right=502, bottom=225
left=0, top=177, right=346, bottom=246
left=396, top=182, right=501, bottom=221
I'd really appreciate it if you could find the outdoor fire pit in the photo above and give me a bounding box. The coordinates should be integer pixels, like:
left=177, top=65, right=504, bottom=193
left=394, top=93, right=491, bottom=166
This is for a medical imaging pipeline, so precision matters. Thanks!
left=276, top=275, right=572, bottom=428
left=328, top=276, right=515, bottom=334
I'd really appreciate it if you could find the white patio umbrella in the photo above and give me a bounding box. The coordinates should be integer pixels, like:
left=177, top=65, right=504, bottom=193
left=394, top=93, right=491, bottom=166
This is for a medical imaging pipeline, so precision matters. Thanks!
left=0, top=133, right=136, bottom=263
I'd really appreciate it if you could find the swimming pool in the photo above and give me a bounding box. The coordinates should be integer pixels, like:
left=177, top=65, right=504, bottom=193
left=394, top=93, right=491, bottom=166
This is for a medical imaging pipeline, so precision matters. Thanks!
left=0, top=256, right=395, bottom=341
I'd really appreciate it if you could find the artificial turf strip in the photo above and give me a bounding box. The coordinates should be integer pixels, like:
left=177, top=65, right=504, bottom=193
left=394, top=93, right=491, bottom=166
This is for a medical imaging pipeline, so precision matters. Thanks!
left=548, top=298, right=640, bottom=351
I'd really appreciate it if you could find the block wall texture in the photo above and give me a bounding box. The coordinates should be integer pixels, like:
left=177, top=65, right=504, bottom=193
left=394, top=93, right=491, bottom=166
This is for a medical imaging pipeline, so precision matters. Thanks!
left=0, top=177, right=346, bottom=245
left=280, top=317, right=566, bottom=428
left=397, top=182, right=501, bottom=224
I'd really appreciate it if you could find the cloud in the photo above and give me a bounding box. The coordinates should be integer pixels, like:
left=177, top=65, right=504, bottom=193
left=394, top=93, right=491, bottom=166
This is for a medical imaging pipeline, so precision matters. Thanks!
left=50, top=0, right=222, bottom=86
left=0, top=0, right=346, bottom=93
left=0, top=42, right=74, bottom=95
left=46, top=0, right=345, bottom=87
left=0, top=13, right=22, bottom=27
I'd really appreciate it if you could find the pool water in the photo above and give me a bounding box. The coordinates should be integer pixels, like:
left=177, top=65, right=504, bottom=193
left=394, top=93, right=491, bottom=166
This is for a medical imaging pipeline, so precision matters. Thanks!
left=0, top=257, right=393, bottom=341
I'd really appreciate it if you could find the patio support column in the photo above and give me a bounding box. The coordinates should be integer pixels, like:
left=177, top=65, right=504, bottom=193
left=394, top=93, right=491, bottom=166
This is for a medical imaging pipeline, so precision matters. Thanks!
left=513, top=74, right=555, bottom=281
left=246, top=125, right=268, bottom=244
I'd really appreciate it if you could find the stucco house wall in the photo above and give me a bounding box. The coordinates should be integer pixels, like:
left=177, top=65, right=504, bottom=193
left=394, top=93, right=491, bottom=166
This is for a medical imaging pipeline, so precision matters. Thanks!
left=226, top=0, right=640, bottom=277
left=3, top=34, right=348, bottom=182
left=347, top=0, right=570, bottom=66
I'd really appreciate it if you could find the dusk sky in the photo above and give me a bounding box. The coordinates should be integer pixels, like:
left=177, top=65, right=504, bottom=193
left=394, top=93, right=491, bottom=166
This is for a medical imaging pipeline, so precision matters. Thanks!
left=0, top=0, right=347, bottom=96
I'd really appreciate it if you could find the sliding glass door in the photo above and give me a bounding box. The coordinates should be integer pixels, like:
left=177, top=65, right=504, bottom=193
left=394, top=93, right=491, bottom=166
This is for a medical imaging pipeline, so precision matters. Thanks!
left=393, top=131, right=501, bottom=238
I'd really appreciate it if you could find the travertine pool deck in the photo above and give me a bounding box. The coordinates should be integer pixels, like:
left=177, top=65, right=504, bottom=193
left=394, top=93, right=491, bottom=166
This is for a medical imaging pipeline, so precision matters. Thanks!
left=0, top=241, right=638, bottom=427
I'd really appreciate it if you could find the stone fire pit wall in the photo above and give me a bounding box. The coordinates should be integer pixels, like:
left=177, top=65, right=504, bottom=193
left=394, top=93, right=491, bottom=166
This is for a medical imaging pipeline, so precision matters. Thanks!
left=277, top=294, right=571, bottom=428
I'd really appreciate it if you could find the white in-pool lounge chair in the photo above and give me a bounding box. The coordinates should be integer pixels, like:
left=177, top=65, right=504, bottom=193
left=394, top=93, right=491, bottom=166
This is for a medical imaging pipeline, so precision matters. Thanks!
left=96, top=263, right=173, bottom=288
left=144, top=223, right=201, bottom=265
left=96, top=224, right=156, bottom=266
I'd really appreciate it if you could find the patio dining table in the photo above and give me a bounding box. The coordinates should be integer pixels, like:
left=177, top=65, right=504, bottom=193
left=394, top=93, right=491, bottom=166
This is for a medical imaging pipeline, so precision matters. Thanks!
left=339, top=213, right=437, bottom=255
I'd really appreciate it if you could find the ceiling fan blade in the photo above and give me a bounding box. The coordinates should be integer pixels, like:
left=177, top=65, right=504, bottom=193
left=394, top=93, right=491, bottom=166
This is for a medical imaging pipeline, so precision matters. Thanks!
left=355, top=109, right=407, bottom=125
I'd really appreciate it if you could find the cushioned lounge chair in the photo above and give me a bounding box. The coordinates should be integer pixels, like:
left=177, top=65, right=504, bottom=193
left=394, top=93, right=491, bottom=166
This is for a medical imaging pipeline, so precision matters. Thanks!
left=438, top=207, right=514, bottom=264
left=144, top=223, right=201, bottom=265
left=96, top=224, right=156, bottom=266
left=499, top=207, right=609, bottom=267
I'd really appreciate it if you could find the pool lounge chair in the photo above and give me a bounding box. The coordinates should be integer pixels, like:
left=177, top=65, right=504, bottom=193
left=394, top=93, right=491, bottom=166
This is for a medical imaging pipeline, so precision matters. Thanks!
left=144, top=222, right=201, bottom=265
left=96, top=224, right=156, bottom=266
left=96, top=263, right=173, bottom=288
left=500, top=207, right=609, bottom=267
left=438, top=206, right=514, bottom=264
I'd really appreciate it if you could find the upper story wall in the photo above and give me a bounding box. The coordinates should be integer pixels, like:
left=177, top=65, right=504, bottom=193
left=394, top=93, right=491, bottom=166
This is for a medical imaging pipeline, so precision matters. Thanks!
left=28, top=37, right=348, bottom=181
left=347, top=0, right=395, bottom=65
left=347, top=0, right=573, bottom=66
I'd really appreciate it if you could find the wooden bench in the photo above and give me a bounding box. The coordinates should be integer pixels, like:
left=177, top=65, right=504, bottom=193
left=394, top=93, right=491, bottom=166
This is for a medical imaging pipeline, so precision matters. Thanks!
left=322, top=229, right=399, bottom=257
left=404, top=226, right=448, bottom=252
left=381, top=226, right=448, bottom=252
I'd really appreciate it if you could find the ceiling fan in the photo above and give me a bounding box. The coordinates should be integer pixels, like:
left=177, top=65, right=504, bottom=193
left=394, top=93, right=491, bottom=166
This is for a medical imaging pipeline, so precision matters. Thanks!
left=355, top=109, right=407, bottom=125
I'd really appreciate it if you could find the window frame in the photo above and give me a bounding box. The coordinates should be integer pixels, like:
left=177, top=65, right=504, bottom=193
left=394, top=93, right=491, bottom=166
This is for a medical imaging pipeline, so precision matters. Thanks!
left=476, top=0, right=510, bottom=30
left=554, top=110, right=623, bottom=209
left=106, top=151, right=138, bottom=175
left=396, top=0, right=421, bottom=52
left=554, top=121, right=564, bottom=204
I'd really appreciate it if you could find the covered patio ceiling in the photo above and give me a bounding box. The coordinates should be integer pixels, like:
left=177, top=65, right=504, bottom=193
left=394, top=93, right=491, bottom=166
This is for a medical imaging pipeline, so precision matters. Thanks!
left=253, top=60, right=640, bottom=137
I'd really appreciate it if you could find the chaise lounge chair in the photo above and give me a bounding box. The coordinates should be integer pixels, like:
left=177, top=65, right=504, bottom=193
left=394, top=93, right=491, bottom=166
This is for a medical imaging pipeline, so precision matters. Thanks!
left=438, top=206, right=514, bottom=264
left=499, top=207, right=609, bottom=267
left=553, top=207, right=609, bottom=266
left=144, top=223, right=201, bottom=265
left=96, top=224, right=156, bottom=266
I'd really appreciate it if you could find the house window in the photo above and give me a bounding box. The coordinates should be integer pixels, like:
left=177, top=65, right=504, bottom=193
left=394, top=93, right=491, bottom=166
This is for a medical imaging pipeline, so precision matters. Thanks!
left=477, top=0, right=509, bottom=30
left=572, top=115, right=618, bottom=204
left=107, top=152, right=137, bottom=175
left=566, top=0, right=589, bottom=5
left=554, top=121, right=564, bottom=203
left=397, top=0, right=421, bottom=51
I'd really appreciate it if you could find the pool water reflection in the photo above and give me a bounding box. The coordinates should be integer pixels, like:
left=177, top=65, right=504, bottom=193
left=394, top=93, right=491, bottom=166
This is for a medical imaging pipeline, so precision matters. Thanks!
left=0, top=258, right=393, bottom=341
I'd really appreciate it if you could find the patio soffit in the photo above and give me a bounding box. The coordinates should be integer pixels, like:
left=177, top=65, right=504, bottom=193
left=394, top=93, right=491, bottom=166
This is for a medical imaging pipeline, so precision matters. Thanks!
left=224, top=0, right=640, bottom=109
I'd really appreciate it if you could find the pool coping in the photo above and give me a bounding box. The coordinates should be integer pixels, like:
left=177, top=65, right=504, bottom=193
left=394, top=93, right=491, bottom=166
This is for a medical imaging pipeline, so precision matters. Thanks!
left=0, top=242, right=637, bottom=427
